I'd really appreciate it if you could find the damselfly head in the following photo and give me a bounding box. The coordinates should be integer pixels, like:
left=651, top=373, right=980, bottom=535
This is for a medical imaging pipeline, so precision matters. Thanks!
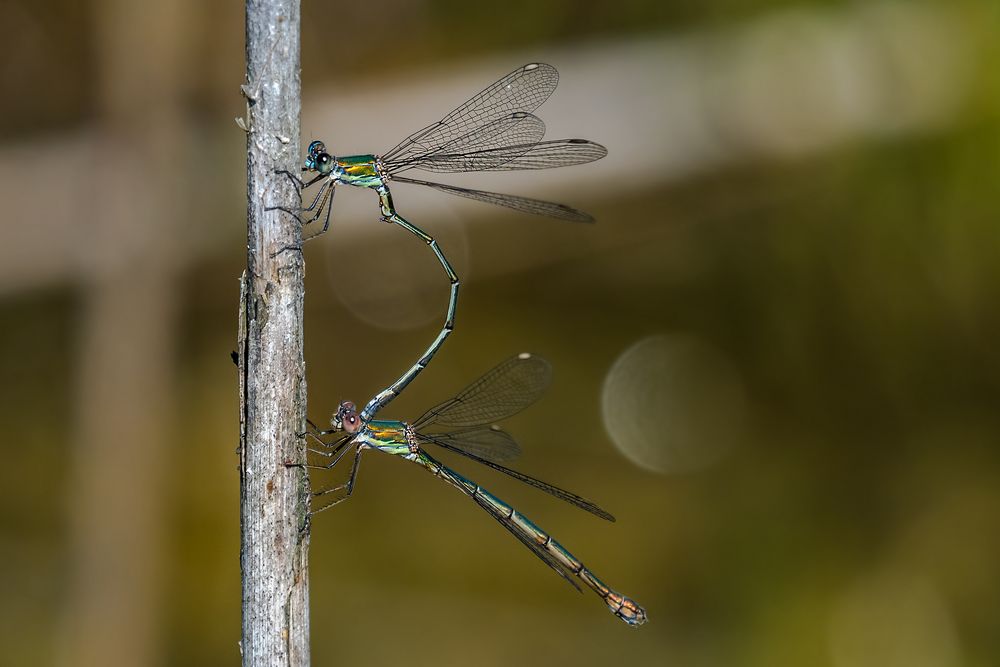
left=303, top=140, right=335, bottom=175
left=307, top=140, right=326, bottom=157
left=333, top=401, right=361, bottom=433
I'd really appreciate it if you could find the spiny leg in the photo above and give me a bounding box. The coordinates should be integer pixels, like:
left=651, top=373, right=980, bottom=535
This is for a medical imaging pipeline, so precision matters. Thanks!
left=307, top=436, right=353, bottom=466
left=311, top=446, right=364, bottom=514
left=301, top=179, right=331, bottom=214
left=274, top=168, right=307, bottom=190
left=296, top=181, right=332, bottom=224
left=361, top=189, right=460, bottom=421
left=310, top=184, right=335, bottom=237
left=305, top=417, right=339, bottom=438
left=300, top=420, right=353, bottom=464
left=266, top=173, right=333, bottom=229
left=267, top=169, right=319, bottom=211
left=276, top=170, right=327, bottom=192
left=267, top=184, right=335, bottom=255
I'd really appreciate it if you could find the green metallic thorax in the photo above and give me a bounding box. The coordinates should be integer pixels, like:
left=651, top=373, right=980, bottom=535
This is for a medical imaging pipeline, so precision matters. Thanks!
left=335, top=154, right=385, bottom=189
left=357, top=419, right=411, bottom=456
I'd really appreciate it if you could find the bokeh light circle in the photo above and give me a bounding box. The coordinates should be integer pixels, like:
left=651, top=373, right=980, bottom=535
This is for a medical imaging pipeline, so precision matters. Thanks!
left=324, top=207, right=469, bottom=331
left=601, top=334, right=746, bottom=474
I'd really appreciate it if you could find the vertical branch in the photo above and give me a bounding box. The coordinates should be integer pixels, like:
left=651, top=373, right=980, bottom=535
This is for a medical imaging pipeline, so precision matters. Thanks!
left=240, top=1, right=309, bottom=665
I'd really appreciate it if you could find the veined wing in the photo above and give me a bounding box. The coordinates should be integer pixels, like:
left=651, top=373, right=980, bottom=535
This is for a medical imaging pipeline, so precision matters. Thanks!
left=415, top=426, right=521, bottom=463
left=381, top=63, right=559, bottom=167
left=419, top=433, right=616, bottom=522
left=383, top=112, right=545, bottom=174
left=393, top=176, right=595, bottom=222
left=413, top=353, right=552, bottom=430
left=386, top=138, right=607, bottom=175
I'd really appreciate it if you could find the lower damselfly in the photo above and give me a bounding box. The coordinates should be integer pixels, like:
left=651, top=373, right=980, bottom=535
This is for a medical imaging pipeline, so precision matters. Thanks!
left=280, top=63, right=606, bottom=422
left=304, top=353, right=646, bottom=626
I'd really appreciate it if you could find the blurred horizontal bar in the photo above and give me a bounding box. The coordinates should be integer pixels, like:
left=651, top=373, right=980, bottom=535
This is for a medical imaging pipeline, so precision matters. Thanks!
left=303, top=1, right=974, bottom=226
left=0, top=1, right=977, bottom=296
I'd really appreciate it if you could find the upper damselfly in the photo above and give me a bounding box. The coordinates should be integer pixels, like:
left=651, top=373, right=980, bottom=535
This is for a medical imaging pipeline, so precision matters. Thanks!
left=283, top=63, right=606, bottom=421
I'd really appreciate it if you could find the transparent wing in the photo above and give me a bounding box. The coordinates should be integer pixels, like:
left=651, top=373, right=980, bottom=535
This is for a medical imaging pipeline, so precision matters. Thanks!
left=413, top=353, right=552, bottom=430
left=386, top=138, right=607, bottom=175
left=392, top=176, right=595, bottom=222
left=419, top=433, right=616, bottom=522
left=381, top=63, right=559, bottom=167
left=415, top=426, right=521, bottom=463
left=465, top=138, right=606, bottom=171
left=383, top=112, right=546, bottom=174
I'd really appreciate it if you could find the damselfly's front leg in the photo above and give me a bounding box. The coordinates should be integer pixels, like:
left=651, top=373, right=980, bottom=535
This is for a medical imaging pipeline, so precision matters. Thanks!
left=298, top=419, right=353, bottom=465
left=267, top=172, right=335, bottom=237
left=359, top=186, right=460, bottom=421
left=274, top=168, right=306, bottom=190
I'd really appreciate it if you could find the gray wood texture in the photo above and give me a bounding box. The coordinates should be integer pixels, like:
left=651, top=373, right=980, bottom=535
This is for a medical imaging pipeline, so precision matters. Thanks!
left=239, top=1, right=310, bottom=664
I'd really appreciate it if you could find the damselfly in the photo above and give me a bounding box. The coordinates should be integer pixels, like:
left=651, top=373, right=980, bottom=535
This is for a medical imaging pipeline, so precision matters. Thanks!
left=304, top=353, right=646, bottom=626
left=285, top=63, right=606, bottom=422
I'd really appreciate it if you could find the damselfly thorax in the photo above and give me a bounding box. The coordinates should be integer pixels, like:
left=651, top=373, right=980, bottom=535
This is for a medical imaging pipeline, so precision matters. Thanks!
left=325, top=153, right=391, bottom=190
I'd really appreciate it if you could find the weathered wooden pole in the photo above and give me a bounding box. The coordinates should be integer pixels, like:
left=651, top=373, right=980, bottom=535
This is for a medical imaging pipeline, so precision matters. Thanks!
left=239, top=1, right=310, bottom=664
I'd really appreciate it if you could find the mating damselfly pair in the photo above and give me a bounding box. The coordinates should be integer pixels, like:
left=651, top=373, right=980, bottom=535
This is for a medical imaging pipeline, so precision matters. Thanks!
left=288, top=63, right=646, bottom=626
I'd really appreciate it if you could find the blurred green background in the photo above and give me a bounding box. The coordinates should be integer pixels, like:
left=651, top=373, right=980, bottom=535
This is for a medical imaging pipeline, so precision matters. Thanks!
left=2, top=0, right=999, bottom=665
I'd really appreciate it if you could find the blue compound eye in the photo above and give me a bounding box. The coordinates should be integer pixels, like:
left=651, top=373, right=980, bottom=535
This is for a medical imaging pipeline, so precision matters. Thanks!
left=307, top=140, right=326, bottom=158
